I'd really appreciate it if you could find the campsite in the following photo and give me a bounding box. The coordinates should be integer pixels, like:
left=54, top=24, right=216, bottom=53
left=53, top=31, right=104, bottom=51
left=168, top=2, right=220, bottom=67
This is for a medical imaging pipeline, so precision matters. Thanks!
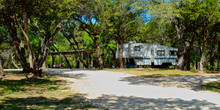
left=0, top=0, right=220, bottom=109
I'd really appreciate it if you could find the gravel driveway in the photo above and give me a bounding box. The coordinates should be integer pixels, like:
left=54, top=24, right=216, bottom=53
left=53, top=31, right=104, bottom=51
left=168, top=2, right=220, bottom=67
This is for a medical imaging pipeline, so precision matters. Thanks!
left=44, top=69, right=220, bottom=110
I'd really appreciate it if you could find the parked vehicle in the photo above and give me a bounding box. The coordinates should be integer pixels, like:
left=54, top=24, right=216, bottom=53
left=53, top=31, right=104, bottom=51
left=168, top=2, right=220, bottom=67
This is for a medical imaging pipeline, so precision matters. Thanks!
left=116, top=41, right=178, bottom=68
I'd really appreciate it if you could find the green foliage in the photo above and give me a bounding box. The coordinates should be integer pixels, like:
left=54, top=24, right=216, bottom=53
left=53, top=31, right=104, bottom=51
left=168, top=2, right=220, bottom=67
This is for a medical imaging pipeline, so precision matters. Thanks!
left=29, top=34, right=42, bottom=50
left=145, top=0, right=220, bottom=71
left=53, top=33, right=70, bottom=51
left=0, top=0, right=219, bottom=70
left=78, top=32, right=94, bottom=50
left=182, top=0, right=220, bottom=21
left=107, top=40, right=117, bottom=51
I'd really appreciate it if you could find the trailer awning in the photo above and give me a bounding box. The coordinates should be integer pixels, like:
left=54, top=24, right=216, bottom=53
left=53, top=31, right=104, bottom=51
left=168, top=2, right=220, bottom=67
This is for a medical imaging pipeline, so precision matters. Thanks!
left=49, top=50, right=93, bottom=55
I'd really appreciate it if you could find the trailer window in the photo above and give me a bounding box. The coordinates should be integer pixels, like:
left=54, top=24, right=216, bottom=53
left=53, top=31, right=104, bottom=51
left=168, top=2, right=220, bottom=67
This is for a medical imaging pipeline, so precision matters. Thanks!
left=170, top=51, right=177, bottom=56
left=134, top=46, right=140, bottom=51
left=157, top=50, right=165, bottom=56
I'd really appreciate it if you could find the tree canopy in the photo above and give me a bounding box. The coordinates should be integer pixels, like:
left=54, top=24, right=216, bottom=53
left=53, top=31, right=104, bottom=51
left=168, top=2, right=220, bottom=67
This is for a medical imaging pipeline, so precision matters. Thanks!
left=0, top=0, right=219, bottom=76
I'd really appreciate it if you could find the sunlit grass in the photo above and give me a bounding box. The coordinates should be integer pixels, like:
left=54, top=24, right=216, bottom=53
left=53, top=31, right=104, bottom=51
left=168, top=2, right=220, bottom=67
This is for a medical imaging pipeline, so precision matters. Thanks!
left=105, top=68, right=220, bottom=77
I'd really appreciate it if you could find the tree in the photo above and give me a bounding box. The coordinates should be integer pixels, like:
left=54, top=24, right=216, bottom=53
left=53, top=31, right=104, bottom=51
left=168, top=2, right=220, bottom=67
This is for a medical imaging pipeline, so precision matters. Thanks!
left=207, top=23, right=220, bottom=70
left=0, top=8, right=9, bottom=78
left=149, top=0, right=189, bottom=70
left=0, top=55, right=3, bottom=78
left=71, top=0, right=110, bottom=69
left=188, top=0, right=220, bottom=72
left=148, top=0, right=220, bottom=71
left=61, top=19, right=91, bottom=68
left=1, top=0, right=72, bottom=77
left=101, top=0, right=145, bottom=68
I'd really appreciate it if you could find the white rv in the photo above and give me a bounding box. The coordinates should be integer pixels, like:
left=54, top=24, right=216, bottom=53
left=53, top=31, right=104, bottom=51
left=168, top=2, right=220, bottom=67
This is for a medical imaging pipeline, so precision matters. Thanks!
left=116, top=41, right=178, bottom=68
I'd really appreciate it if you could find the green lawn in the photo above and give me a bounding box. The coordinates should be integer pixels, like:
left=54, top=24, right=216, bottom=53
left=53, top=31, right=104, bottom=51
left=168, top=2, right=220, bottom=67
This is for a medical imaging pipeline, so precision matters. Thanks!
left=0, top=72, right=98, bottom=110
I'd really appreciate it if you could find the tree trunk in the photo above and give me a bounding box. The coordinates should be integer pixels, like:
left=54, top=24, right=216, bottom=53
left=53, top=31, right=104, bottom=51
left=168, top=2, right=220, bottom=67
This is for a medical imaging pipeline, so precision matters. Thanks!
left=175, top=22, right=186, bottom=70
left=194, top=61, right=199, bottom=70
left=94, top=40, right=104, bottom=69
left=199, top=50, right=206, bottom=72
left=11, top=55, right=20, bottom=69
left=0, top=57, right=4, bottom=79
left=90, top=55, right=93, bottom=68
left=3, top=14, right=29, bottom=73
left=177, top=53, right=185, bottom=70
left=52, top=56, right=55, bottom=68
left=209, top=43, right=216, bottom=71
left=16, top=12, right=35, bottom=72
left=117, top=31, right=125, bottom=69
left=184, top=31, right=196, bottom=70
left=3, top=9, right=61, bottom=77
left=176, top=35, right=186, bottom=70
left=64, top=56, right=72, bottom=68
left=118, top=44, right=124, bottom=68
left=184, top=53, right=191, bottom=70
left=199, top=19, right=209, bottom=72
left=199, top=36, right=207, bottom=72
left=208, top=31, right=218, bottom=70
left=76, top=56, right=80, bottom=68
left=218, top=41, right=220, bottom=68
left=210, top=58, right=215, bottom=70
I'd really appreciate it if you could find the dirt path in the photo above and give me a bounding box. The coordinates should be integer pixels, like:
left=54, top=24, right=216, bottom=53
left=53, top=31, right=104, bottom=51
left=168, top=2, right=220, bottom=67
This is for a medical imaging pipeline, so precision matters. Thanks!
left=45, top=69, right=220, bottom=110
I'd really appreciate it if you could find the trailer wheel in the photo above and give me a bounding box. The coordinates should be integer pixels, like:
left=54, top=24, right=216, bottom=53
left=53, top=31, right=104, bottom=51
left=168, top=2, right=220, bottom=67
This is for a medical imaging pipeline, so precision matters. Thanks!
left=151, top=62, right=155, bottom=68
left=162, top=63, right=172, bottom=69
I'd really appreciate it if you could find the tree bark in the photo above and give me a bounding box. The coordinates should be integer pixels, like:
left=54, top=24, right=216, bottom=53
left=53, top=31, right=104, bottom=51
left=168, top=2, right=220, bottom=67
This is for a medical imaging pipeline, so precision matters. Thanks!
left=11, top=55, right=20, bottom=69
left=35, top=22, right=62, bottom=77
left=0, top=56, right=4, bottom=79
left=209, top=33, right=217, bottom=70
left=199, top=50, right=206, bottom=72
left=15, top=13, right=35, bottom=73
left=76, top=56, right=80, bottom=68
left=118, top=43, right=124, bottom=68
left=117, top=16, right=124, bottom=69
left=94, top=40, right=104, bottom=69
left=199, top=19, right=209, bottom=72
left=3, top=14, right=29, bottom=73
left=218, top=41, right=220, bottom=68
left=175, top=23, right=186, bottom=70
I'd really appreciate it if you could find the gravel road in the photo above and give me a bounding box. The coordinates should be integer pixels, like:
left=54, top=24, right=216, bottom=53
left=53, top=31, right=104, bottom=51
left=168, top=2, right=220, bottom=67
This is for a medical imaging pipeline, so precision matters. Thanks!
left=44, top=69, right=220, bottom=110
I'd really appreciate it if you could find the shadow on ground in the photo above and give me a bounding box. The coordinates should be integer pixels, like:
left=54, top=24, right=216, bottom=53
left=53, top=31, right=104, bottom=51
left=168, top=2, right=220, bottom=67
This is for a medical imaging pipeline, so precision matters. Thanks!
left=44, top=69, right=88, bottom=79
left=0, top=78, right=61, bottom=95
left=120, top=75, right=220, bottom=90
left=0, top=96, right=96, bottom=110
left=56, top=73, right=88, bottom=79
left=90, top=95, right=220, bottom=110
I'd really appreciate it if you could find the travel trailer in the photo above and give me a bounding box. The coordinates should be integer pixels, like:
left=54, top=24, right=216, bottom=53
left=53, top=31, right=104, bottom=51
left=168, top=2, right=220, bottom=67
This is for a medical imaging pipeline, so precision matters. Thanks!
left=116, top=41, right=178, bottom=68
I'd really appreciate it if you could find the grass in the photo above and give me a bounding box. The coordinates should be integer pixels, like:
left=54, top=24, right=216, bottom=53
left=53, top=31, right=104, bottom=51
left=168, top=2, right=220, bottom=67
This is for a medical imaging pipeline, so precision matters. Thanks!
left=201, top=81, right=220, bottom=93
left=0, top=72, right=99, bottom=110
left=105, top=68, right=209, bottom=77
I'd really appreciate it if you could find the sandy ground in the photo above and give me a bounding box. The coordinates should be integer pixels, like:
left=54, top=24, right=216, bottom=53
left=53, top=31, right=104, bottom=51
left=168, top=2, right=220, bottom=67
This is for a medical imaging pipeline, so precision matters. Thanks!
left=5, top=69, right=220, bottom=109
left=43, top=69, right=220, bottom=110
